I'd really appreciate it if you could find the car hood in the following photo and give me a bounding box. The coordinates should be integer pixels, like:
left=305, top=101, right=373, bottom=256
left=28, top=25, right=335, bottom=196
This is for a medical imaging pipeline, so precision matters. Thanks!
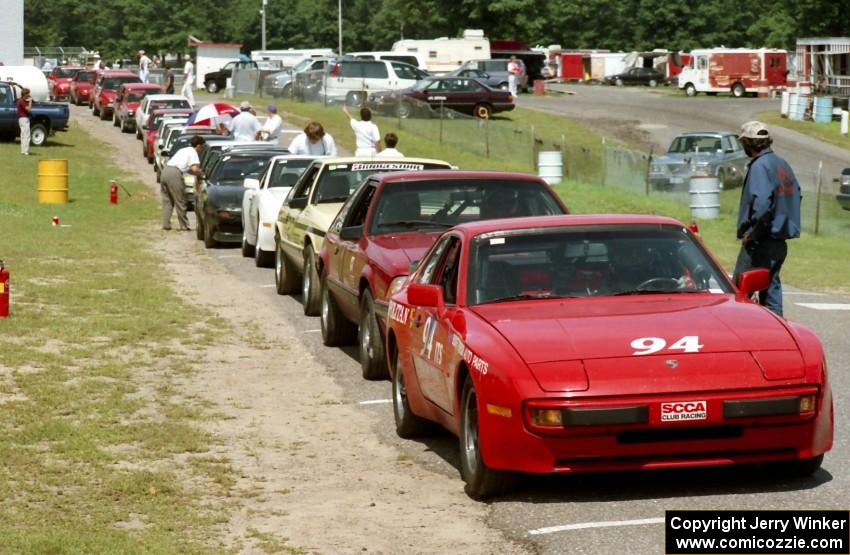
left=369, top=231, right=443, bottom=277
left=206, top=184, right=246, bottom=209
left=470, top=295, right=803, bottom=393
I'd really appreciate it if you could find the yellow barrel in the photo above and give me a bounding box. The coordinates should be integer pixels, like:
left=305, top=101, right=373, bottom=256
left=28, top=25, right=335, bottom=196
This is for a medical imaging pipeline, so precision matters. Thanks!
left=38, top=159, right=69, bottom=204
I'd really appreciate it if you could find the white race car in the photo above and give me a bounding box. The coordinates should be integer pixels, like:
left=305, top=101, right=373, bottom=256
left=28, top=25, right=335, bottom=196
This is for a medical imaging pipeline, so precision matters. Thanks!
left=242, top=154, right=321, bottom=267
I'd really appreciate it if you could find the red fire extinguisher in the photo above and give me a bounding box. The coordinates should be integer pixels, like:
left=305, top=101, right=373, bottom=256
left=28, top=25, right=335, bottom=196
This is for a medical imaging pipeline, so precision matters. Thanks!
left=0, top=260, right=9, bottom=318
left=110, top=181, right=119, bottom=204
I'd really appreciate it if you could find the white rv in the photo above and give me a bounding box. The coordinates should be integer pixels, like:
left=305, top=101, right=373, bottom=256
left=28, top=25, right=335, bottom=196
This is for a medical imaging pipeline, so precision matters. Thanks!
left=391, top=29, right=491, bottom=73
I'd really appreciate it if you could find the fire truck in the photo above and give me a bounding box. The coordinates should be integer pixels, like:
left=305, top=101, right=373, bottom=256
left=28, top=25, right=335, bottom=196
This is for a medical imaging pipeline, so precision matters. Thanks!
left=678, top=48, right=787, bottom=97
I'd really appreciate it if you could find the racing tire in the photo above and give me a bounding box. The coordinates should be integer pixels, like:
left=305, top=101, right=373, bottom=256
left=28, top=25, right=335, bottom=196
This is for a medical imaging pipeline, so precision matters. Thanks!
left=274, top=237, right=299, bottom=295
left=473, top=103, right=492, bottom=120
left=301, top=248, right=321, bottom=316
left=765, top=454, right=824, bottom=478
left=203, top=219, right=218, bottom=248
left=205, top=81, right=219, bottom=94
left=392, top=344, right=431, bottom=438
left=684, top=83, right=697, bottom=97
left=241, top=232, right=255, bottom=258
left=459, top=375, right=516, bottom=500
left=320, top=276, right=356, bottom=347
left=255, top=228, right=274, bottom=268
left=29, top=123, right=48, bottom=147
left=359, top=290, right=389, bottom=380
left=731, top=82, right=746, bottom=98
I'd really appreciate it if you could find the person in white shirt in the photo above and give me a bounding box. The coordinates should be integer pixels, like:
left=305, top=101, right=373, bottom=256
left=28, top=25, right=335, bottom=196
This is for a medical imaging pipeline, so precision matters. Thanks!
left=138, top=50, right=152, bottom=83
left=161, top=136, right=206, bottom=230
left=507, top=56, right=521, bottom=97
left=258, top=103, right=283, bottom=142
left=226, top=102, right=262, bottom=141
left=288, top=121, right=337, bottom=156
left=342, top=105, right=380, bottom=156
left=375, top=133, right=403, bottom=158
left=181, top=57, right=195, bottom=106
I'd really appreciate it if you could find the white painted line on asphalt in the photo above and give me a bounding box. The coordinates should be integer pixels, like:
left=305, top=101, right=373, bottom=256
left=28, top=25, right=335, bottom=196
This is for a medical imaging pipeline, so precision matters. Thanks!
left=358, top=399, right=392, bottom=406
left=217, top=255, right=242, bottom=259
left=258, top=284, right=276, bottom=288
left=795, top=303, right=850, bottom=311
left=528, top=517, right=664, bottom=536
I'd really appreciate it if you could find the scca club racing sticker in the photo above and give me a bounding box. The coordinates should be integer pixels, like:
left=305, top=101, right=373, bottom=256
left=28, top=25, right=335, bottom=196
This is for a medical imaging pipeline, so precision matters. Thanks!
left=660, top=400, right=707, bottom=422
left=350, top=163, right=425, bottom=171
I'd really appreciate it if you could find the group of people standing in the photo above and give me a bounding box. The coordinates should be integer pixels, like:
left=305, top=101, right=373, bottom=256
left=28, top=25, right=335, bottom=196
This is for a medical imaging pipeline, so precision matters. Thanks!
left=132, top=50, right=195, bottom=105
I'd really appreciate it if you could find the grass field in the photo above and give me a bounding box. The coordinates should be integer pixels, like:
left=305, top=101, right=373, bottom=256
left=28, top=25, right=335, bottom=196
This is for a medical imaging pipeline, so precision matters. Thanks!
left=0, top=129, right=240, bottom=552
left=759, top=111, right=850, bottom=153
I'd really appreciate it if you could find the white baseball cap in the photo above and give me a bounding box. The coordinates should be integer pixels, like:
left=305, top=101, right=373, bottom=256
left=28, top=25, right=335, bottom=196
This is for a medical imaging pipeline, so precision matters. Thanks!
left=739, top=120, right=770, bottom=139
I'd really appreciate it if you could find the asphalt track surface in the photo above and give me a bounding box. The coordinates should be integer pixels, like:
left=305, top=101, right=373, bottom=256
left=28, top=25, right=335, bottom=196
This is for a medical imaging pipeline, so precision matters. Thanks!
left=73, top=98, right=849, bottom=554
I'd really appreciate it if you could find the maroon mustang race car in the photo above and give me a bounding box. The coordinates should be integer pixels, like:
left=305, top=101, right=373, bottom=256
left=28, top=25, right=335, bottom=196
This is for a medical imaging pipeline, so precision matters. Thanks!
left=386, top=214, right=833, bottom=498
left=318, top=170, right=567, bottom=380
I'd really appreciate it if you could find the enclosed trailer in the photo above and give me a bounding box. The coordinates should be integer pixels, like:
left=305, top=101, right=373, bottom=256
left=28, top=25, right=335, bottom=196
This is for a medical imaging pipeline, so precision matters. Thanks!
left=392, top=29, right=490, bottom=73
left=678, top=48, right=787, bottom=97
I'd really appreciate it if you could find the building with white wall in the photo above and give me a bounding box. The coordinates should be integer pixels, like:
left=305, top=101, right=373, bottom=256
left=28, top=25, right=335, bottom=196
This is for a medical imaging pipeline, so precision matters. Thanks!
left=0, top=0, right=25, bottom=65
left=192, top=41, right=242, bottom=90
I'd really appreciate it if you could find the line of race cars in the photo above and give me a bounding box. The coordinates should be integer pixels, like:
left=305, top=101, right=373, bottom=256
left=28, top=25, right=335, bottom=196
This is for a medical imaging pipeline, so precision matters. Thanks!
left=85, top=92, right=833, bottom=500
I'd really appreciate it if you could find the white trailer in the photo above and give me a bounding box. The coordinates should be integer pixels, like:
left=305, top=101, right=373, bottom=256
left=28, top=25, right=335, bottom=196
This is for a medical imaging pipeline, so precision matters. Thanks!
left=251, top=48, right=335, bottom=68
left=391, top=29, right=490, bottom=73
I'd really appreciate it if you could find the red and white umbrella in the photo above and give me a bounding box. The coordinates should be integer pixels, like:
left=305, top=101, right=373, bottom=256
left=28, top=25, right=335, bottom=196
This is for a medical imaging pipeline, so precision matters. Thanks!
left=186, top=102, right=240, bottom=127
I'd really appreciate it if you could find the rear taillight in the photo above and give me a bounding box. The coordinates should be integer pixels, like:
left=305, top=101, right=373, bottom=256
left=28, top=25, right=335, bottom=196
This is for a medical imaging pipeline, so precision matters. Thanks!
left=331, top=63, right=340, bottom=77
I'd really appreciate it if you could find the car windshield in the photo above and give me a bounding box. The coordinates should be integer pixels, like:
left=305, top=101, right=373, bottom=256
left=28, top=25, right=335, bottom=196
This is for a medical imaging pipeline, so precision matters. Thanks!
left=293, top=59, right=313, bottom=72
left=76, top=71, right=96, bottom=82
left=469, top=225, right=733, bottom=305
left=54, top=68, right=80, bottom=78
left=668, top=135, right=723, bottom=154
left=268, top=159, right=313, bottom=188
left=412, top=78, right=436, bottom=91
left=127, top=91, right=148, bottom=102
left=370, top=179, right=564, bottom=235
left=103, top=76, right=140, bottom=89
left=212, top=156, right=271, bottom=184
left=314, top=162, right=450, bottom=203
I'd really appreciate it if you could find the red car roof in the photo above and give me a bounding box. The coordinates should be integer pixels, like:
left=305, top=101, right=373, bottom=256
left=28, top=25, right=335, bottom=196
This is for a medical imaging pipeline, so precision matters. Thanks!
left=453, top=213, right=686, bottom=237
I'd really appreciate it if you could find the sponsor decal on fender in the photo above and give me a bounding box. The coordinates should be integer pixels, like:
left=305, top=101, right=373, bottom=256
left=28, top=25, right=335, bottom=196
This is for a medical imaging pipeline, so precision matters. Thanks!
left=388, top=300, right=411, bottom=325
left=449, top=333, right=489, bottom=375
left=660, top=400, right=707, bottom=422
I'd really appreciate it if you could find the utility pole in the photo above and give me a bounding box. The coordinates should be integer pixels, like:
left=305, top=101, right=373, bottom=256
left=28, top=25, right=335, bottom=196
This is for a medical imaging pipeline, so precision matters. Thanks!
left=261, top=0, right=268, bottom=50
left=338, top=0, right=343, bottom=55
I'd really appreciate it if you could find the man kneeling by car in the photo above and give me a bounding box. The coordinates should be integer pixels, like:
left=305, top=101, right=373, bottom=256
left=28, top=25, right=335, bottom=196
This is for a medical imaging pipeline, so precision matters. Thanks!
left=161, top=136, right=206, bottom=231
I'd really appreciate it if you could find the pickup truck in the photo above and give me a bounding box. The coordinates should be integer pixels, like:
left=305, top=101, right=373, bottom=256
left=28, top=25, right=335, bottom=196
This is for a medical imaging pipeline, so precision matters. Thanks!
left=0, top=81, right=70, bottom=146
left=203, top=61, right=259, bottom=94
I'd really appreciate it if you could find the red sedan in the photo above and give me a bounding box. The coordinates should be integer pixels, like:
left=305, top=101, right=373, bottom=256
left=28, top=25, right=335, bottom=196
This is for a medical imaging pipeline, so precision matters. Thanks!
left=387, top=214, right=832, bottom=498
left=143, top=108, right=193, bottom=163
left=47, top=66, right=83, bottom=101
left=319, top=170, right=567, bottom=380
left=91, top=70, right=140, bottom=119
left=70, top=69, right=98, bottom=105
left=112, top=83, right=162, bottom=133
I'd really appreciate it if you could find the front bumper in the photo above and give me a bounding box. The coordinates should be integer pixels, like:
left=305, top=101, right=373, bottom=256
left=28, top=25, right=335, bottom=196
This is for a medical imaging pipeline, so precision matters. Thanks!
left=836, top=192, right=850, bottom=211
left=208, top=208, right=243, bottom=242
left=479, top=385, right=832, bottom=474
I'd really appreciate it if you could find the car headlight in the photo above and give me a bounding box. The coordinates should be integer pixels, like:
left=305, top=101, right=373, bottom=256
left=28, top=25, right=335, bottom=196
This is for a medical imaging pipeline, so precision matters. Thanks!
left=387, top=276, right=409, bottom=297
left=841, top=174, right=850, bottom=186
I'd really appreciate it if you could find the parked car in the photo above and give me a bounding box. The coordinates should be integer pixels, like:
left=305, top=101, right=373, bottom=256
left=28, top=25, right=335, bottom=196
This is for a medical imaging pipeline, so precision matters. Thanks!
left=69, top=69, right=98, bottom=105
left=195, top=148, right=286, bottom=247
left=320, top=59, right=429, bottom=105
left=47, top=66, right=83, bottom=101
left=203, top=60, right=259, bottom=94
left=0, top=81, right=69, bottom=146
left=348, top=51, right=428, bottom=71
left=444, top=67, right=505, bottom=90
left=263, top=57, right=333, bottom=98
left=134, top=94, right=193, bottom=139
left=368, top=76, right=514, bottom=119
left=454, top=58, right=527, bottom=91
left=112, top=83, right=162, bottom=133
left=319, top=170, right=567, bottom=379
left=273, top=158, right=453, bottom=316
left=650, top=132, right=748, bottom=191
left=387, top=214, right=831, bottom=498
left=142, top=108, right=194, bottom=163
left=837, top=168, right=850, bottom=211
left=604, top=67, right=664, bottom=87
left=91, top=70, right=141, bottom=119
left=242, top=155, right=320, bottom=266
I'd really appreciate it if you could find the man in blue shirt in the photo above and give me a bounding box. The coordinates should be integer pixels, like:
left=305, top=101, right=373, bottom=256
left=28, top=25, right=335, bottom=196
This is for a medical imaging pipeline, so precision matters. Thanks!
left=732, top=121, right=801, bottom=317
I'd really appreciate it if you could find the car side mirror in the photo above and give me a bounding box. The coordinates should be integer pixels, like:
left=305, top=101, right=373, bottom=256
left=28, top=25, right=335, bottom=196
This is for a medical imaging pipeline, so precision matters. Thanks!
left=737, top=268, right=770, bottom=295
left=288, top=196, right=308, bottom=210
left=407, top=259, right=420, bottom=273
left=340, top=225, right=363, bottom=242
left=408, top=283, right=443, bottom=308
left=243, top=178, right=260, bottom=190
